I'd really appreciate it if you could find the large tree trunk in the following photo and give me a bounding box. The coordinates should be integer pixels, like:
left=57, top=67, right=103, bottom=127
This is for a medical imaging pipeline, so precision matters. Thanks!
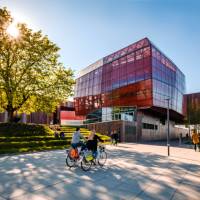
left=7, top=110, right=14, bottom=122
left=4, top=111, right=8, bottom=122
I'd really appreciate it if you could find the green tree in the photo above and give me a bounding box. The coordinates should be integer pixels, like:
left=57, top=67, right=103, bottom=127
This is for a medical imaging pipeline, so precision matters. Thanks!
left=0, top=8, right=75, bottom=122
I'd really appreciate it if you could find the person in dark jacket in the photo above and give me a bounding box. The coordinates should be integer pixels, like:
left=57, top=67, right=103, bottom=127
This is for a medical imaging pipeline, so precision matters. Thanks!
left=87, top=129, right=103, bottom=158
left=110, top=131, right=115, bottom=145
left=60, top=131, right=65, bottom=139
left=113, top=130, right=119, bottom=146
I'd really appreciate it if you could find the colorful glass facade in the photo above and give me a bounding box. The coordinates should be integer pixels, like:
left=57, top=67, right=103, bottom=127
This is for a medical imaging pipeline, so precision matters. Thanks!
left=74, top=38, right=185, bottom=119
left=184, top=92, right=200, bottom=124
left=152, top=46, right=185, bottom=114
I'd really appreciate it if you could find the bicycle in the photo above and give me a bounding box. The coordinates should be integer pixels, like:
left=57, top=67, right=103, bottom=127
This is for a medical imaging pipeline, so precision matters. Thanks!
left=66, top=144, right=107, bottom=171
left=95, top=144, right=107, bottom=167
left=66, top=145, right=94, bottom=171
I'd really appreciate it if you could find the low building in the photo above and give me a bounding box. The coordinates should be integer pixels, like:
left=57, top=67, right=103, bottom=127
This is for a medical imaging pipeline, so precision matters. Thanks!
left=184, top=92, right=200, bottom=134
left=0, top=101, right=84, bottom=125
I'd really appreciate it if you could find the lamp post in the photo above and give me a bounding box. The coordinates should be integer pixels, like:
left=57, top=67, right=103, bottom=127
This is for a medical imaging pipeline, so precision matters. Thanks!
left=165, top=98, right=170, bottom=156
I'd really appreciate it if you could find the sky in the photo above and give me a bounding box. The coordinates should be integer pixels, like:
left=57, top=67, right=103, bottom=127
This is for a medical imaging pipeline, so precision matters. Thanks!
left=1, top=0, right=200, bottom=93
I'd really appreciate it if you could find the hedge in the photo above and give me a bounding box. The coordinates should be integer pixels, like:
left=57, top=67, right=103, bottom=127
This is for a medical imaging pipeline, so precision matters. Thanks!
left=0, top=140, right=70, bottom=149
left=0, top=123, right=54, bottom=136
left=0, top=136, right=72, bottom=142
left=0, top=146, right=68, bottom=154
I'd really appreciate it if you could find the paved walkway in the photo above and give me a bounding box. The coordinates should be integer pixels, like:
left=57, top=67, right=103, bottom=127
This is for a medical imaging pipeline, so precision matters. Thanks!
left=0, top=143, right=200, bottom=200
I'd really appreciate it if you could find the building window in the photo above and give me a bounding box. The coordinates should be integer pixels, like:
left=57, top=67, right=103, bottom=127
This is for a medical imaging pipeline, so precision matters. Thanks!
left=142, top=123, right=158, bottom=130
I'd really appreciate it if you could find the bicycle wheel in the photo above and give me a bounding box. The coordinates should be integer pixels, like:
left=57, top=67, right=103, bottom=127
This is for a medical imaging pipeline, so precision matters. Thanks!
left=81, top=157, right=92, bottom=171
left=98, top=151, right=107, bottom=167
left=66, top=154, right=76, bottom=168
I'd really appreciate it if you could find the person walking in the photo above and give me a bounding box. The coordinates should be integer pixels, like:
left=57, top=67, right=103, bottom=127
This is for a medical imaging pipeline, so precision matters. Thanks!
left=110, top=131, right=115, bottom=145
left=192, top=129, right=199, bottom=151
left=113, top=130, right=119, bottom=146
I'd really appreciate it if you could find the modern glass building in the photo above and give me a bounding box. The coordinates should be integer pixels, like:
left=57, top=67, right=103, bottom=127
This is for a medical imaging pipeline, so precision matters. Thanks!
left=184, top=92, right=200, bottom=125
left=74, top=38, right=186, bottom=141
left=75, top=38, right=185, bottom=116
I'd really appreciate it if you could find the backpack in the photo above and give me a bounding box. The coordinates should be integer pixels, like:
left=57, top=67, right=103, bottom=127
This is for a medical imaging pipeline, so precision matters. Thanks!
left=69, top=148, right=79, bottom=159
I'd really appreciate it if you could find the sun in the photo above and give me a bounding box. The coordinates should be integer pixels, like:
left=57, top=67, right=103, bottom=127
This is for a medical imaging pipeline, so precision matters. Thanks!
left=7, top=22, right=19, bottom=38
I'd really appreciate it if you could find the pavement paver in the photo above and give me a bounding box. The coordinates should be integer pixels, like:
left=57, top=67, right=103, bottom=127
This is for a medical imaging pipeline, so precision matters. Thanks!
left=0, top=143, right=200, bottom=200
left=171, top=183, right=200, bottom=200
left=0, top=196, right=6, bottom=200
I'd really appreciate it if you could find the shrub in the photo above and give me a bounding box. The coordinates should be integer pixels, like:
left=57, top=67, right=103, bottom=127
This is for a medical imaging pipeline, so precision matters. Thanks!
left=0, top=123, right=54, bottom=137
left=0, top=140, right=70, bottom=149
left=0, top=136, right=73, bottom=142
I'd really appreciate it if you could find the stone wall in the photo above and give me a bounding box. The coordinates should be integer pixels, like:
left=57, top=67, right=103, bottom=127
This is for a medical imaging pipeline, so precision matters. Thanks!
left=86, top=120, right=137, bottom=142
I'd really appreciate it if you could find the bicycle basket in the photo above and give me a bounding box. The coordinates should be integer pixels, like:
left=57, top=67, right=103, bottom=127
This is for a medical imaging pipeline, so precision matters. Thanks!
left=85, top=151, right=93, bottom=161
left=99, top=145, right=105, bottom=151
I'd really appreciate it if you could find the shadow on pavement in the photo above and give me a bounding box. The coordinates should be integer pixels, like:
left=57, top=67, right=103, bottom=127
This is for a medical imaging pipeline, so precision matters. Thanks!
left=0, top=145, right=199, bottom=200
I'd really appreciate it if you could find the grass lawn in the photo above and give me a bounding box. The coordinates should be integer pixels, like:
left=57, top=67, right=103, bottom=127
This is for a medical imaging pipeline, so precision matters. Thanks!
left=0, top=123, right=111, bottom=155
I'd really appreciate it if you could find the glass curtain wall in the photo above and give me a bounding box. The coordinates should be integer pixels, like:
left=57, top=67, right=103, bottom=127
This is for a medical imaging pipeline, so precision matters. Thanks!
left=75, top=38, right=185, bottom=116
left=152, top=46, right=185, bottom=114
left=75, top=38, right=153, bottom=115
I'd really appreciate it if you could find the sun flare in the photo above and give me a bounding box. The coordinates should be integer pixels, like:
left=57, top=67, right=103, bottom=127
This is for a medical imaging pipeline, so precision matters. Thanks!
left=7, top=23, right=19, bottom=38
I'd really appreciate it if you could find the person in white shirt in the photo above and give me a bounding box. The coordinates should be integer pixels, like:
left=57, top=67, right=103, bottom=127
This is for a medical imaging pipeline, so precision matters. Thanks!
left=71, top=127, right=85, bottom=149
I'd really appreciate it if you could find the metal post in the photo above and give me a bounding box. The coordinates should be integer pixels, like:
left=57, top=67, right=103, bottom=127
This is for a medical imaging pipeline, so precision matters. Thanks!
left=167, top=98, right=170, bottom=156
left=188, top=97, right=191, bottom=138
left=134, top=106, right=138, bottom=143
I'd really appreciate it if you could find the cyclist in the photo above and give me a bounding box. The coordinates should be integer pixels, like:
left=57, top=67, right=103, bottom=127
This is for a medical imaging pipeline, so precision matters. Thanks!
left=71, top=127, right=86, bottom=151
left=87, top=129, right=103, bottom=158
